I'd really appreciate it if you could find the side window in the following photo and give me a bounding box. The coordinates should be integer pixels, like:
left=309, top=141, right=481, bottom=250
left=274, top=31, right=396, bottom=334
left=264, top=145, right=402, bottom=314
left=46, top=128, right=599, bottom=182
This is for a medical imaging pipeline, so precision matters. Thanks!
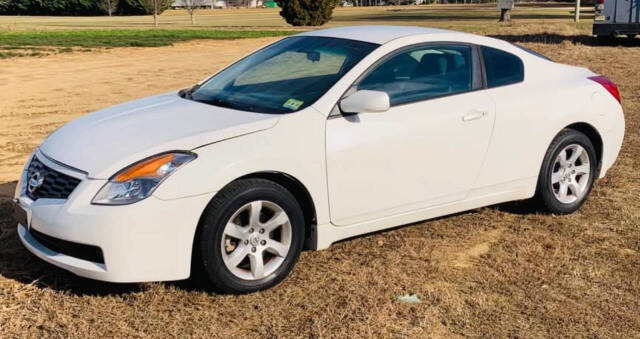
left=358, top=45, right=474, bottom=106
left=481, top=46, right=524, bottom=88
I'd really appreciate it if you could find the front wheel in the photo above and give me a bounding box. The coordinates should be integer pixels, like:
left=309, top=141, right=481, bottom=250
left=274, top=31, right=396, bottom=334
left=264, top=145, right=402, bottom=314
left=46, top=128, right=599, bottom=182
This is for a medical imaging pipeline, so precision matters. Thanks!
left=194, top=179, right=305, bottom=294
left=534, top=129, right=598, bottom=214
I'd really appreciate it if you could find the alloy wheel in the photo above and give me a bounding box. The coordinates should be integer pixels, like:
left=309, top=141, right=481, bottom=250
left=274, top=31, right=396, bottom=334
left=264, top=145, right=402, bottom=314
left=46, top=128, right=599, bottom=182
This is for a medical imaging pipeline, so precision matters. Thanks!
left=551, top=144, right=591, bottom=204
left=220, top=200, right=292, bottom=280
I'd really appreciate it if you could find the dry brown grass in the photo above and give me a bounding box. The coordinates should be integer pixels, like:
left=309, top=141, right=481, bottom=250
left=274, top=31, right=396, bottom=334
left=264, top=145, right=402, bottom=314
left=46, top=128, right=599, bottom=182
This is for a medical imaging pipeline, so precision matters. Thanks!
left=0, top=5, right=595, bottom=31
left=1, top=25, right=639, bottom=338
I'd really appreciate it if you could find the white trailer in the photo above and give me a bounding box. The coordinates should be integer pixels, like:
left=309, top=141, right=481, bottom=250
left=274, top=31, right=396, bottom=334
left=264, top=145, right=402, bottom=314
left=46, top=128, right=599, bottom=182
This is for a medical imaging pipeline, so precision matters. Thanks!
left=593, top=0, right=640, bottom=38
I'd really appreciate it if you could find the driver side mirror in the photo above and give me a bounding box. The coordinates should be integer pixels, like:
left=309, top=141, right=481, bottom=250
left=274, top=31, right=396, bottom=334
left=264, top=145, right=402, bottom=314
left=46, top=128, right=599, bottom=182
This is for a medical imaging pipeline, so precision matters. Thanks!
left=339, top=90, right=390, bottom=114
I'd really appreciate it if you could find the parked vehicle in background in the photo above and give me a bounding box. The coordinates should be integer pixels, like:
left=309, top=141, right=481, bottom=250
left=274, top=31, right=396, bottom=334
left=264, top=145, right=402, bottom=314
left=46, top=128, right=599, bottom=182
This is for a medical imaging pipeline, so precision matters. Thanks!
left=594, top=0, right=640, bottom=39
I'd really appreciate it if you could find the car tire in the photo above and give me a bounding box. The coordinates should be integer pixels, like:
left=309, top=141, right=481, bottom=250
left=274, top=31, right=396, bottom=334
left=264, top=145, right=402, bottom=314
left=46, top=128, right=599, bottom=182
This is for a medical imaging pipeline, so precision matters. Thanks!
left=534, top=129, right=598, bottom=214
left=193, top=179, right=305, bottom=294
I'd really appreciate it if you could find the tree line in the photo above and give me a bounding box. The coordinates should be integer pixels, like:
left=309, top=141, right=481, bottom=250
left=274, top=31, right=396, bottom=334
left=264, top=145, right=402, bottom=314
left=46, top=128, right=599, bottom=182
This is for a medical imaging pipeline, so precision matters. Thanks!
left=0, top=0, right=342, bottom=27
left=0, top=0, right=173, bottom=16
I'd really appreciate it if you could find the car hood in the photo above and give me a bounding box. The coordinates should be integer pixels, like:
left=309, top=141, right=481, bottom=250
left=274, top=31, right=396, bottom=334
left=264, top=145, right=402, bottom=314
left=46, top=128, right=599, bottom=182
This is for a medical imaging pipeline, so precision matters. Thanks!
left=40, top=92, right=279, bottom=179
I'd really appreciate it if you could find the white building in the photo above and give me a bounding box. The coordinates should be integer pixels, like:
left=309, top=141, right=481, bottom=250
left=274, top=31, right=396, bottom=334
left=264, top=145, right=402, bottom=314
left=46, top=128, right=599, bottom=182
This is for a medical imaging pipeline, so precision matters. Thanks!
left=171, top=0, right=264, bottom=8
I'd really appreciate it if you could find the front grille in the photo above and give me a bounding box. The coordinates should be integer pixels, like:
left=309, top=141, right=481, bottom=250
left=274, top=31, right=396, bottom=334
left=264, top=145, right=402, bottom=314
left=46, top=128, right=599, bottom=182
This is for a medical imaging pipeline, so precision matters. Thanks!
left=26, top=156, right=81, bottom=201
left=29, top=229, right=105, bottom=264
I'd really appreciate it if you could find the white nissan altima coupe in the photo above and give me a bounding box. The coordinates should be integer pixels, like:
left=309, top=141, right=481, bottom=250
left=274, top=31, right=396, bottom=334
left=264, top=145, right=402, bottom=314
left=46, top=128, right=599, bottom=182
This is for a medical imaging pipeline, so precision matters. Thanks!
left=14, top=26, right=624, bottom=293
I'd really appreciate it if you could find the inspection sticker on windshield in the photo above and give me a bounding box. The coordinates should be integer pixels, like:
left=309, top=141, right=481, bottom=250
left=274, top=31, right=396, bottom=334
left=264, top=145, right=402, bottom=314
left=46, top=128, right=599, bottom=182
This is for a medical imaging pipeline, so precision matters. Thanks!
left=283, top=98, right=304, bottom=111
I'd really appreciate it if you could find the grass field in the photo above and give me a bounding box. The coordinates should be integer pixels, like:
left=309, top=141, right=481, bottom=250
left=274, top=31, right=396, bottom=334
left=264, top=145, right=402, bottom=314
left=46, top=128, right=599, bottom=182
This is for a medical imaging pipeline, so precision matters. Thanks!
left=0, top=29, right=295, bottom=47
left=0, top=5, right=598, bottom=58
left=0, top=4, right=639, bottom=338
left=0, top=29, right=295, bottom=58
left=0, top=4, right=595, bottom=31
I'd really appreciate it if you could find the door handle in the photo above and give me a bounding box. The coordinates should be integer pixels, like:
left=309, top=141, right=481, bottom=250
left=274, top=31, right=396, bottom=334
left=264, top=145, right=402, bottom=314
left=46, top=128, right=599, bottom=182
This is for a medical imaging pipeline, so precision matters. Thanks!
left=462, top=110, right=488, bottom=122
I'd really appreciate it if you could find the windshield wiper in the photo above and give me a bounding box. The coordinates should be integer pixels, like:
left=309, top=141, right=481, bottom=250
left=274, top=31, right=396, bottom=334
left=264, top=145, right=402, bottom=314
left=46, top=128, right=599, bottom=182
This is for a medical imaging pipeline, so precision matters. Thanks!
left=178, top=83, right=201, bottom=100
left=196, top=97, right=240, bottom=110
left=188, top=91, right=267, bottom=113
left=210, top=97, right=235, bottom=109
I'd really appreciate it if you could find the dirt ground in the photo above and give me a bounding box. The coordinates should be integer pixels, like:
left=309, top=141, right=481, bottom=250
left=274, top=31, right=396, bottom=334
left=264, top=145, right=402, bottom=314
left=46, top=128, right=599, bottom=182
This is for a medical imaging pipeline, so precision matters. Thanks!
left=0, top=37, right=279, bottom=179
left=1, top=35, right=639, bottom=337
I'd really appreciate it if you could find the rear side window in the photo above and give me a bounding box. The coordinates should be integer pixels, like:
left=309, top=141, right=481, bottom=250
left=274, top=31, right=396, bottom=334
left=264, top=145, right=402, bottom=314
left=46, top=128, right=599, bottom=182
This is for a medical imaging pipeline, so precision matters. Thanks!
left=481, top=46, right=524, bottom=88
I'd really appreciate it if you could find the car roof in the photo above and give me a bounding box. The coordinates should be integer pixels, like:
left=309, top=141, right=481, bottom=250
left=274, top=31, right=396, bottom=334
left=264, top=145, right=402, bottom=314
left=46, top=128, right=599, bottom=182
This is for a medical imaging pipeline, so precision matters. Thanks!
left=298, top=25, right=461, bottom=45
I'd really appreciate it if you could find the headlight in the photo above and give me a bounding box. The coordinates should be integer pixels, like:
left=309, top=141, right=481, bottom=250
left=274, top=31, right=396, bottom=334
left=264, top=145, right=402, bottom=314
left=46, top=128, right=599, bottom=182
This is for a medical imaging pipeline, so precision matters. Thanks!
left=15, top=151, right=35, bottom=199
left=92, top=152, right=196, bottom=205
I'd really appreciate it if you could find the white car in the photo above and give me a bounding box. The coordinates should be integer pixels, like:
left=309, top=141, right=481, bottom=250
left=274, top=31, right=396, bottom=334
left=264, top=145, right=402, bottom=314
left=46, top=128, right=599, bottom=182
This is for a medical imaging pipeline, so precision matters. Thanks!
left=13, top=26, right=624, bottom=293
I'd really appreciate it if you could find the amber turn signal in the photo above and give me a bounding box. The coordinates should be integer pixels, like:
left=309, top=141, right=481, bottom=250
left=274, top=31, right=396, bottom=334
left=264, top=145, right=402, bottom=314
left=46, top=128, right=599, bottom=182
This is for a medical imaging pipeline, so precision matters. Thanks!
left=114, top=154, right=175, bottom=182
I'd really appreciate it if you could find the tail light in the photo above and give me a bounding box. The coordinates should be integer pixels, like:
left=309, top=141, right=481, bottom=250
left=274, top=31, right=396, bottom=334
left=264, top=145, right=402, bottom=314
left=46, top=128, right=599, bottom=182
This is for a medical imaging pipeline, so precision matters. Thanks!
left=596, top=0, right=604, bottom=4
left=589, top=75, right=621, bottom=103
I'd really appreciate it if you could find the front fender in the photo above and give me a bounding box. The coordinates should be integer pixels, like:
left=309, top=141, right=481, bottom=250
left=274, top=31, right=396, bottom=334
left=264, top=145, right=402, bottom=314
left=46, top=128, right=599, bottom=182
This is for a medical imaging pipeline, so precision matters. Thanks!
left=152, top=108, right=331, bottom=225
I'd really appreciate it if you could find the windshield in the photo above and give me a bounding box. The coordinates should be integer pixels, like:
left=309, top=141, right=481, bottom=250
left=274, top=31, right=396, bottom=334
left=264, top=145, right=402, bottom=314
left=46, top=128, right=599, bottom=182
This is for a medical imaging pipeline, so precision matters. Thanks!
left=190, top=36, right=379, bottom=114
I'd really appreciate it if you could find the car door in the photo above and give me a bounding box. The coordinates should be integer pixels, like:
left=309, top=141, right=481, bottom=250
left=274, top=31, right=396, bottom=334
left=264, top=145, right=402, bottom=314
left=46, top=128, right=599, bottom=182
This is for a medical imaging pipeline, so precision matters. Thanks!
left=326, top=43, right=496, bottom=226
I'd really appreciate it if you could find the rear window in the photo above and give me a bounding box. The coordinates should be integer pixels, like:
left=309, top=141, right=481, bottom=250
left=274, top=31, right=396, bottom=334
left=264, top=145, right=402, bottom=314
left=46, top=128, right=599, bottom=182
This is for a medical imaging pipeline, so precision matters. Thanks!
left=481, top=46, right=525, bottom=88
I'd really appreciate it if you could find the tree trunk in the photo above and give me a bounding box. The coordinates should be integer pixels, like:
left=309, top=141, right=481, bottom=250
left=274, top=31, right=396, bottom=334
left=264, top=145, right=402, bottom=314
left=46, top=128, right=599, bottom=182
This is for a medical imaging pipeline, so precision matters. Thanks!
left=498, top=9, right=511, bottom=22
left=190, top=11, right=195, bottom=24
left=574, top=0, right=581, bottom=22
left=153, top=1, right=158, bottom=27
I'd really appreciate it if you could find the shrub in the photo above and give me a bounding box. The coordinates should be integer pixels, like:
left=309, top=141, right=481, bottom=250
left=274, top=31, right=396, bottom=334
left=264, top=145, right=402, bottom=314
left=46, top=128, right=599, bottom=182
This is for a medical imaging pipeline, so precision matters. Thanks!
left=274, top=0, right=341, bottom=27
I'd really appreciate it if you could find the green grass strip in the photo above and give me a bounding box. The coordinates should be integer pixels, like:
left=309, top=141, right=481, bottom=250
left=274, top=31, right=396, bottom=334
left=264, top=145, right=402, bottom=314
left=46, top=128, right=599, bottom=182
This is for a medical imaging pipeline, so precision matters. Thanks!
left=0, top=29, right=297, bottom=48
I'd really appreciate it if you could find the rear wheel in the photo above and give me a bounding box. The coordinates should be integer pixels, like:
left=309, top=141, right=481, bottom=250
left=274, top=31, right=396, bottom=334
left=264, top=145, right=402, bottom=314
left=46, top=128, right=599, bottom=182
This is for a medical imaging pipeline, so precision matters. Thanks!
left=534, top=129, right=598, bottom=214
left=194, top=179, right=304, bottom=294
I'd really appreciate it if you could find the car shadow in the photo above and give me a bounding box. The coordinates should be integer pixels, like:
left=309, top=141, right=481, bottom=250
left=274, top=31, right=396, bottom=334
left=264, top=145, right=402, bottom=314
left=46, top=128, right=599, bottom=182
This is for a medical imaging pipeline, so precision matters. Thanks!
left=488, top=199, right=538, bottom=215
left=489, top=33, right=640, bottom=47
left=0, top=177, right=540, bottom=296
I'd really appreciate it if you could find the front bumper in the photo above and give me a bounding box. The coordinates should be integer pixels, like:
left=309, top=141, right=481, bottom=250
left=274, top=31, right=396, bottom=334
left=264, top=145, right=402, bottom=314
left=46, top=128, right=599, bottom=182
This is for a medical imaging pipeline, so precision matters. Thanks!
left=16, top=192, right=214, bottom=283
left=15, top=151, right=215, bottom=283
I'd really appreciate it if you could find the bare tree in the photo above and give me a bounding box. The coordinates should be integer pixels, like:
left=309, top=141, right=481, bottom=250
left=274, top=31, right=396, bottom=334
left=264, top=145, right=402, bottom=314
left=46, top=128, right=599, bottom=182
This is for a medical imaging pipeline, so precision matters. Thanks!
left=142, top=0, right=168, bottom=27
left=184, top=0, right=206, bottom=24
left=99, top=0, right=119, bottom=16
